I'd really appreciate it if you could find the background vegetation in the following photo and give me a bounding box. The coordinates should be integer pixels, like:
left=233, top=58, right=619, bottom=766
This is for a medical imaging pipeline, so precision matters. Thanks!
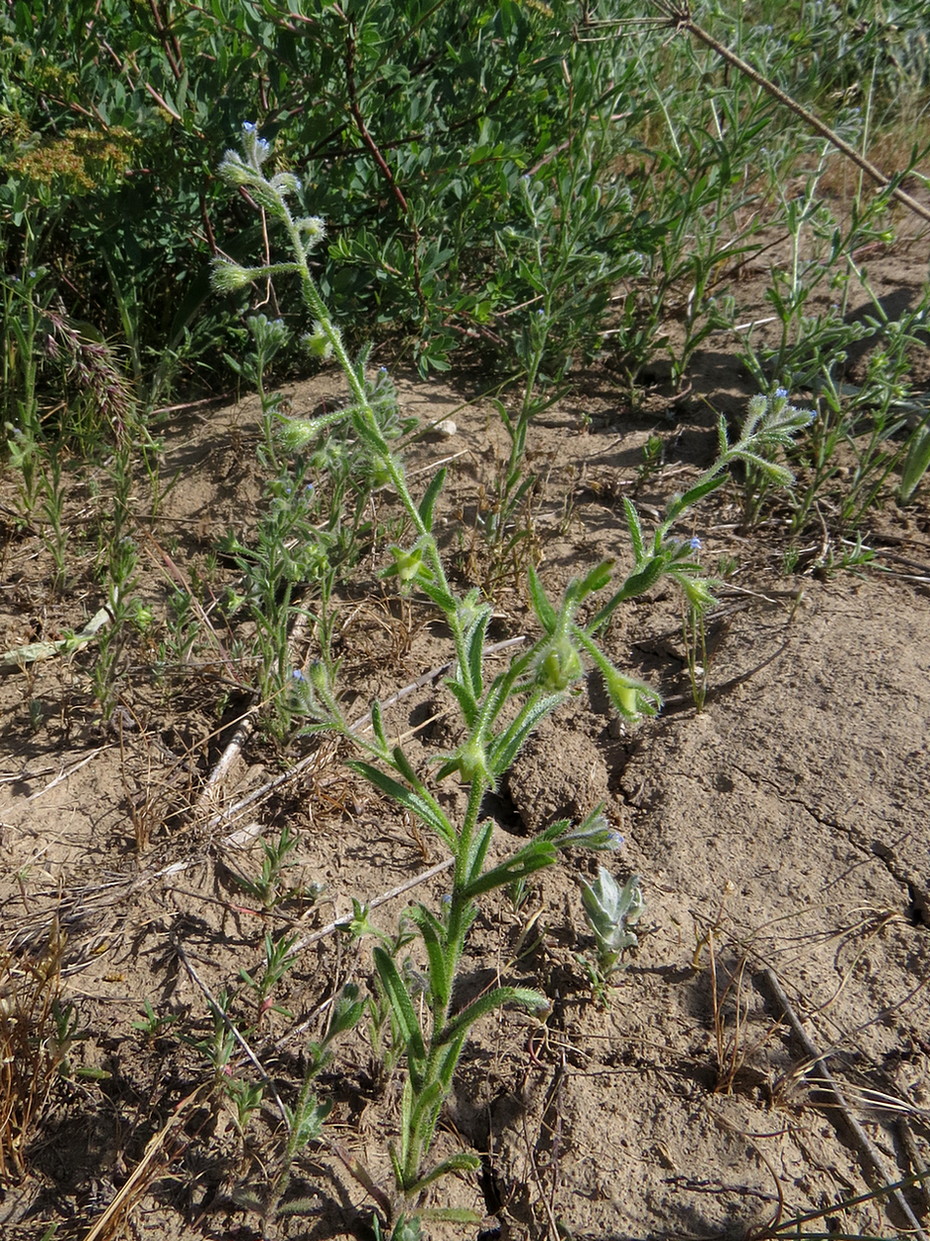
left=4, top=0, right=928, bottom=417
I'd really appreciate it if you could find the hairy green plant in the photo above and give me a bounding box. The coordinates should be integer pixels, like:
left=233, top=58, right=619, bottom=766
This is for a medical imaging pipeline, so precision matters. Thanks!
left=231, top=983, right=366, bottom=1226
left=578, top=867, right=645, bottom=1002
left=225, top=823, right=322, bottom=912
left=239, top=931, right=300, bottom=1028
left=212, top=123, right=814, bottom=1237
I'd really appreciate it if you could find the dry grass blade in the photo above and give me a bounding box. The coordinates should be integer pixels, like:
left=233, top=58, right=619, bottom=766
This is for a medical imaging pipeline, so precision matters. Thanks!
left=80, top=1083, right=211, bottom=1241
left=759, top=967, right=930, bottom=1241
left=0, top=918, right=69, bottom=1177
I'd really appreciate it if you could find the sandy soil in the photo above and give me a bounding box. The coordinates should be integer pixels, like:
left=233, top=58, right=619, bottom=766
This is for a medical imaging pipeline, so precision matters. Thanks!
left=2, top=239, right=930, bottom=1241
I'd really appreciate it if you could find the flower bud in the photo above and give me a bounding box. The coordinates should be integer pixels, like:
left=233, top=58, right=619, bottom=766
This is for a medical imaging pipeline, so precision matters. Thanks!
left=210, top=257, right=254, bottom=292
left=535, top=639, right=582, bottom=693
left=271, top=171, right=301, bottom=196
left=277, top=418, right=319, bottom=451
left=389, top=546, right=423, bottom=584
left=456, top=736, right=492, bottom=786
left=302, top=321, right=335, bottom=360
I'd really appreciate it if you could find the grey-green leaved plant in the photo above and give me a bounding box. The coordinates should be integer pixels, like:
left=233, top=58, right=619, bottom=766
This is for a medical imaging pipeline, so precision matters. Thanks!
left=212, top=123, right=814, bottom=1239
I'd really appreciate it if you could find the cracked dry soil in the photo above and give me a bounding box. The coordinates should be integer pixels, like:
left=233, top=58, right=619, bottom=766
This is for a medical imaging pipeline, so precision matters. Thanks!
left=2, top=346, right=930, bottom=1241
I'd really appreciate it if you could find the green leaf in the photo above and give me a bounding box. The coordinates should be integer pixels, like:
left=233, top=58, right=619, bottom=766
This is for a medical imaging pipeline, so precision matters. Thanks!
left=622, top=496, right=646, bottom=560
left=439, top=986, right=546, bottom=1047
left=899, top=419, right=930, bottom=502
left=665, top=473, right=727, bottom=521
left=404, top=1153, right=483, bottom=1196
left=463, top=817, right=495, bottom=888
left=731, top=450, right=793, bottom=485
left=417, top=466, right=446, bottom=530
left=373, top=947, right=426, bottom=1070
left=527, top=564, right=557, bottom=632
left=347, top=761, right=456, bottom=849
left=572, top=558, right=614, bottom=602
left=407, top=905, right=450, bottom=1010
left=370, top=699, right=388, bottom=752
left=461, top=839, right=558, bottom=900
left=443, top=677, right=479, bottom=729
left=415, top=577, right=458, bottom=613
left=488, top=692, right=564, bottom=777
left=465, top=605, right=492, bottom=701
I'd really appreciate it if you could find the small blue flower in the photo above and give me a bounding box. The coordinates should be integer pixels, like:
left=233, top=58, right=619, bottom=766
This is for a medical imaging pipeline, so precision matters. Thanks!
left=775, top=386, right=788, bottom=399
left=242, top=121, right=257, bottom=133
left=291, top=669, right=306, bottom=681
left=689, top=536, right=702, bottom=551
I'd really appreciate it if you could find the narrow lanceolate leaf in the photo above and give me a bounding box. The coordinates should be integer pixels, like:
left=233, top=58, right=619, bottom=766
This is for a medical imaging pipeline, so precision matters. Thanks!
left=489, top=693, right=563, bottom=776
left=573, top=558, right=614, bottom=602
left=461, top=840, right=558, bottom=901
left=527, top=564, right=558, bottom=633
left=347, top=761, right=456, bottom=849
left=616, top=555, right=665, bottom=600
left=373, top=947, right=426, bottom=1070
left=443, top=676, right=479, bottom=728
left=417, top=466, right=446, bottom=531
left=465, top=605, right=492, bottom=701
left=717, top=412, right=730, bottom=457
left=732, top=449, right=793, bottom=484
left=407, top=905, right=450, bottom=1011
left=622, top=496, right=646, bottom=561
left=667, top=472, right=727, bottom=518
left=405, top=1153, right=483, bottom=1196
left=369, top=699, right=388, bottom=753
left=588, top=555, right=666, bottom=629
left=438, top=986, right=547, bottom=1047
left=415, top=577, right=457, bottom=613
left=899, top=422, right=930, bottom=502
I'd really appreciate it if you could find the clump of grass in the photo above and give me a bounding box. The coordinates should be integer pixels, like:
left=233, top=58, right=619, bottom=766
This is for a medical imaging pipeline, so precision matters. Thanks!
left=0, top=920, right=72, bottom=1176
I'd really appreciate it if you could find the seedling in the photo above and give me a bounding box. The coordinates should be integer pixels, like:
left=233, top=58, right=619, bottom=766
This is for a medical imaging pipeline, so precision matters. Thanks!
left=578, top=867, right=645, bottom=1001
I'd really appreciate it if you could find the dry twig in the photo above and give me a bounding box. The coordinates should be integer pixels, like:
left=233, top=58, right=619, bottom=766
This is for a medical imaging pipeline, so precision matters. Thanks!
left=760, top=967, right=929, bottom=1241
